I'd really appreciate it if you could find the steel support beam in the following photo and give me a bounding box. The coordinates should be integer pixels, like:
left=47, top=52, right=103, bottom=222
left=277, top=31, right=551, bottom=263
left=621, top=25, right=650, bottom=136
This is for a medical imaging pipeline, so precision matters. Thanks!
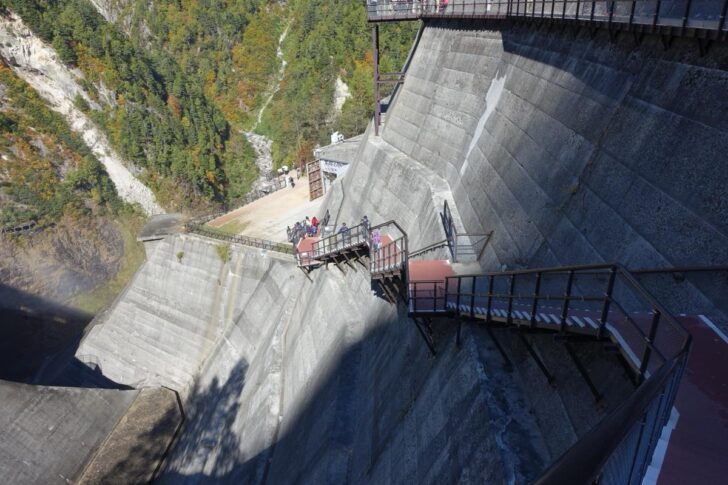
left=372, top=25, right=381, bottom=136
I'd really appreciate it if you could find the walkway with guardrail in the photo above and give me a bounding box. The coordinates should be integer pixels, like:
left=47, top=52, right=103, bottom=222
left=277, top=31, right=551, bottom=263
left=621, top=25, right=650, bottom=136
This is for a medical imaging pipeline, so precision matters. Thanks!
left=292, top=199, right=728, bottom=484
left=187, top=223, right=294, bottom=255
left=367, top=0, right=728, bottom=39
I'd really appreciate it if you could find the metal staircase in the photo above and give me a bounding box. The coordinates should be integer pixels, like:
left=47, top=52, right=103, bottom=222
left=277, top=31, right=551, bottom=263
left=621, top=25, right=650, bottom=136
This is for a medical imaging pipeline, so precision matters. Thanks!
left=296, top=199, right=699, bottom=484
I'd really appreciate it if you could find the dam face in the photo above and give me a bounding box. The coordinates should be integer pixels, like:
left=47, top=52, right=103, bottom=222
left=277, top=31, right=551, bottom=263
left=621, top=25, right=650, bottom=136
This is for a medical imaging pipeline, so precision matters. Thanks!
left=8, top=18, right=726, bottom=485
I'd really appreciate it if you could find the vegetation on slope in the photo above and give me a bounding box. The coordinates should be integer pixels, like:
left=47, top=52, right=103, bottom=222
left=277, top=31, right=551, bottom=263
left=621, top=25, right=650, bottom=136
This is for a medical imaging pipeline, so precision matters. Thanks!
left=111, top=0, right=284, bottom=132
left=3, top=0, right=259, bottom=208
left=258, top=0, right=418, bottom=168
left=0, top=62, right=119, bottom=226
left=0, top=62, right=145, bottom=312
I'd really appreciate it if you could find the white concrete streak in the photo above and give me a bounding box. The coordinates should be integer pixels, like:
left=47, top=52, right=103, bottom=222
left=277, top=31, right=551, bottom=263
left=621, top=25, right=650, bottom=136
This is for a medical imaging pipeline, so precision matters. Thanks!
left=460, top=69, right=506, bottom=176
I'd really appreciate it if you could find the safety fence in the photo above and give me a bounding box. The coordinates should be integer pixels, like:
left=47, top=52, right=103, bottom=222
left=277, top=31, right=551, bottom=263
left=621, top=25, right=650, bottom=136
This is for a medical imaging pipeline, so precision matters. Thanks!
left=406, top=262, right=691, bottom=484
left=370, top=220, right=410, bottom=275
left=367, top=0, right=728, bottom=35
left=228, top=176, right=288, bottom=209
left=312, top=222, right=370, bottom=259
left=442, top=200, right=493, bottom=262
left=188, top=223, right=294, bottom=255
left=1, top=219, right=38, bottom=235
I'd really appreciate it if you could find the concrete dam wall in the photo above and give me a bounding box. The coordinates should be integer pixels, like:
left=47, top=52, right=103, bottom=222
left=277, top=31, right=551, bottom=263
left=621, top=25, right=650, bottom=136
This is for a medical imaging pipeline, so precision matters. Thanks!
left=382, top=20, right=728, bottom=319
left=53, top=18, right=726, bottom=484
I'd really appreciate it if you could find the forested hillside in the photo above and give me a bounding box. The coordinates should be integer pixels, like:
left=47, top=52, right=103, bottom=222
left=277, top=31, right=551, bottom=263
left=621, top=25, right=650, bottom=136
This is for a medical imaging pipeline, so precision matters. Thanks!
left=0, top=61, right=145, bottom=313
left=104, top=0, right=285, bottom=132
left=74, top=0, right=418, bottom=173
left=259, top=0, right=418, bottom=168
left=2, top=0, right=259, bottom=208
left=2, top=0, right=417, bottom=204
left=0, top=62, right=120, bottom=226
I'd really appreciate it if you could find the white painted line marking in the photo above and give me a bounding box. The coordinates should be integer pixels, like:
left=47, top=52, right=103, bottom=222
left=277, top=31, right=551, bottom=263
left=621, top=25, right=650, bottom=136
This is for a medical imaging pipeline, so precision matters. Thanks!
left=571, top=316, right=585, bottom=328
left=539, top=313, right=549, bottom=323
left=584, top=317, right=598, bottom=328
left=698, top=315, right=728, bottom=345
left=606, top=323, right=641, bottom=367
left=514, top=310, right=525, bottom=319
left=549, top=314, right=561, bottom=324
left=641, top=407, right=680, bottom=485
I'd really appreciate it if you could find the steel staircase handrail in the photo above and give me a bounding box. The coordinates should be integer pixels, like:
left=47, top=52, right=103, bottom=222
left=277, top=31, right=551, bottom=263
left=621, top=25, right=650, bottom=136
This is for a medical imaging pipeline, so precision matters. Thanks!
left=534, top=353, right=686, bottom=485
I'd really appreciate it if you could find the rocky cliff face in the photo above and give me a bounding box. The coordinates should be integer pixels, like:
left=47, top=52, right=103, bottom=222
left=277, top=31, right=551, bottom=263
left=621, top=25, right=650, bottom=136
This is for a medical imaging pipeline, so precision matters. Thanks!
left=0, top=12, right=163, bottom=216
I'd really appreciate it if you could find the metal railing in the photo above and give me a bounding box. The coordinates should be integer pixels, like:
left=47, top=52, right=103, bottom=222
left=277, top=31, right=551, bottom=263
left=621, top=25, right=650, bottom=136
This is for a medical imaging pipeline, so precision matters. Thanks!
left=409, top=239, right=450, bottom=259
left=442, top=264, right=690, bottom=376
left=536, top=350, right=688, bottom=485
left=408, top=280, right=448, bottom=313
left=312, top=223, right=370, bottom=259
left=295, top=249, right=319, bottom=267
left=411, top=262, right=692, bottom=485
left=0, top=219, right=37, bottom=235
left=366, top=0, right=728, bottom=35
left=228, top=176, right=288, bottom=208
left=188, top=223, right=294, bottom=255
left=442, top=200, right=494, bottom=262
left=370, top=220, right=410, bottom=275
left=371, top=235, right=408, bottom=273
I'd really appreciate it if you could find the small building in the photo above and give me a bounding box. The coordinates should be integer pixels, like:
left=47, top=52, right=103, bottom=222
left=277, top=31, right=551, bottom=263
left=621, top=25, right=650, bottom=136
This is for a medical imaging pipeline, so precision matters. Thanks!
left=308, top=134, right=363, bottom=201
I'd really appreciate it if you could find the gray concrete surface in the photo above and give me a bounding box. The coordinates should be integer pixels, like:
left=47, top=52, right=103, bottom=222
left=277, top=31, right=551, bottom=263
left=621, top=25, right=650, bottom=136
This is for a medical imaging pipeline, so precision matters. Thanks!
left=383, top=21, right=728, bottom=324
left=24, top=17, right=723, bottom=485
left=78, top=387, right=182, bottom=484
left=0, top=380, right=138, bottom=484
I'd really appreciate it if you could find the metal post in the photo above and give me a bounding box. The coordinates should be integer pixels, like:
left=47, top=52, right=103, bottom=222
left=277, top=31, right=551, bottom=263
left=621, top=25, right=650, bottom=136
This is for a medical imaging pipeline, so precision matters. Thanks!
left=639, top=310, right=661, bottom=383
left=608, top=0, right=614, bottom=25
left=559, top=270, right=575, bottom=333
left=653, top=0, right=662, bottom=27
left=486, top=275, right=494, bottom=323
left=445, top=277, right=451, bottom=312
left=456, top=277, right=462, bottom=314
left=719, top=0, right=728, bottom=33
left=597, top=267, right=617, bottom=339
left=682, top=0, right=694, bottom=30
left=372, top=25, right=381, bottom=136
left=507, top=274, right=516, bottom=325
left=629, top=0, right=636, bottom=26
left=470, top=276, right=476, bottom=319
left=530, top=272, right=541, bottom=328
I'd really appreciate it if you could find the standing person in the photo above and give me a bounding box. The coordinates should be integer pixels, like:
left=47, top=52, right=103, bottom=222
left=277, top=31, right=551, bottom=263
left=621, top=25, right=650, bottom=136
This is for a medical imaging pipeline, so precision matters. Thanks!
left=339, top=222, right=350, bottom=247
left=371, top=228, right=381, bottom=252
left=311, top=216, right=319, bottom=235
left=361, top=215, right=370, bottom=234
left=286, top=225, right=292, bottom=242
left=289, top=176, right=295, bottom=188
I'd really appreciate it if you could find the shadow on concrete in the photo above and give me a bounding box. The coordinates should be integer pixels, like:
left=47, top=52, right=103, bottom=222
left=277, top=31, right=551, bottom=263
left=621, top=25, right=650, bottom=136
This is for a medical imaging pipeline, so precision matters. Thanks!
left=0, top=284, right=129, bottom=389
left=152, top=315, right=582, bottom=484
left=0, top=283, right=91, bottom=382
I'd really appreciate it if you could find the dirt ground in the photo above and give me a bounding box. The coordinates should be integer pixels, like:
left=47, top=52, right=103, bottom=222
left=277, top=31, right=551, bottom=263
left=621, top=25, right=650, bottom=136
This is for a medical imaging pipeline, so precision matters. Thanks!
left=210, top=174, right=324, bottom=243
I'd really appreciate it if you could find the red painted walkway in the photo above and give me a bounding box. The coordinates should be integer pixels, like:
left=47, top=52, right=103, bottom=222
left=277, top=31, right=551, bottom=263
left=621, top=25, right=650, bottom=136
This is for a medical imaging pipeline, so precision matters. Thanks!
left=650, top=315, right=728, bottom=485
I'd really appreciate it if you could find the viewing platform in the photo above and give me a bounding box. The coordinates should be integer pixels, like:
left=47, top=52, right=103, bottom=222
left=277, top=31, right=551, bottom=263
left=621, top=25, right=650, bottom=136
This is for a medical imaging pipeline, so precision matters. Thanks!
left=366, top=0, right=728, bottom=38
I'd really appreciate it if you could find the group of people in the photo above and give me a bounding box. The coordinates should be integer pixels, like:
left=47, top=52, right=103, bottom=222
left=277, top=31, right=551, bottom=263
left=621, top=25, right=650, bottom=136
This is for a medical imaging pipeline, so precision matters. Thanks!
left=288, top=210, right=331, bottom=245
left=335, top=215, right=380, bottom=249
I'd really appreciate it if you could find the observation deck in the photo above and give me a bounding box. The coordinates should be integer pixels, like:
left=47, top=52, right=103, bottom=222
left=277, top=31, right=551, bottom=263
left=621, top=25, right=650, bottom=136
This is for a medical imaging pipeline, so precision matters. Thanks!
left=366, top=0, right=728, bottom=39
